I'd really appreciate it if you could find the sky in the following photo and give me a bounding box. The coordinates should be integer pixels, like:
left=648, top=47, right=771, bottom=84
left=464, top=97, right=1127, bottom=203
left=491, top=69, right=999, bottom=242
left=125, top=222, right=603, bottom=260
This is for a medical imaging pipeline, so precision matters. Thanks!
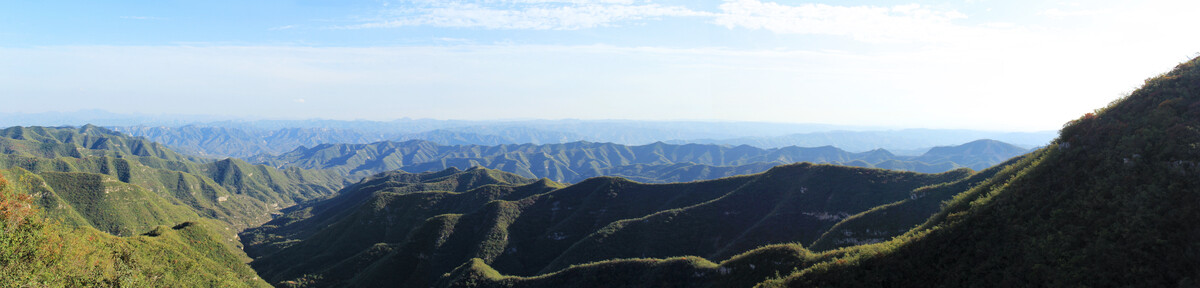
left=2, top=0, right=1199, bottom=131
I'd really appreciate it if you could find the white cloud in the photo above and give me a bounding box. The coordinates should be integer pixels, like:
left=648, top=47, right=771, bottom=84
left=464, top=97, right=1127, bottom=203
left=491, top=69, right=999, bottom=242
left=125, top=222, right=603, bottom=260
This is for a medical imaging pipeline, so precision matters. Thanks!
left=346, top=0, right=708, bottom=30
left=713, top=0, right=969, bottom=43
left=294, top=98, right=306, bottom=103
left=269, top=25, right=298, bottom=31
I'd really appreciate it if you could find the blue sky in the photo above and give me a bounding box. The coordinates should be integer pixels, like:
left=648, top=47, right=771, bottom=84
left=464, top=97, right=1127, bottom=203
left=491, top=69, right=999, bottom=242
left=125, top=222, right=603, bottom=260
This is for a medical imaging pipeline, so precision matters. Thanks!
left=2, top=0, right=1198, bottom=131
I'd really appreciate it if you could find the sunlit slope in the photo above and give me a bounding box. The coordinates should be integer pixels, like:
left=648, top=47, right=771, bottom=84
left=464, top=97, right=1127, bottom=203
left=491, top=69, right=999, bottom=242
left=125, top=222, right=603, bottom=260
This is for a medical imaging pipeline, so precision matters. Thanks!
left=0, top=126, right=345, bottom=230
left=0, top=173, right=271, bottom=287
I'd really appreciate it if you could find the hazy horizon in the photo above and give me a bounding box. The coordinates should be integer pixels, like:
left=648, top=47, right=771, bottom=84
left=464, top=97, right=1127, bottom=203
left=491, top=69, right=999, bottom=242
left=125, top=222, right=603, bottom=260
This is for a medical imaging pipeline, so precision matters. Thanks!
left=0, top=109, right=1065, bottom=133
left=4, top=0, right=1199, bottom=131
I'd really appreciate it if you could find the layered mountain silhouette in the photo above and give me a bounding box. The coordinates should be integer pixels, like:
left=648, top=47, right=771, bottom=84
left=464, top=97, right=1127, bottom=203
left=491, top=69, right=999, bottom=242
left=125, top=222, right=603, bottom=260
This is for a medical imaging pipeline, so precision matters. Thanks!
left=251, top=139, right=1029, bottom=183
left=111, top=122, right=1052, bottom=160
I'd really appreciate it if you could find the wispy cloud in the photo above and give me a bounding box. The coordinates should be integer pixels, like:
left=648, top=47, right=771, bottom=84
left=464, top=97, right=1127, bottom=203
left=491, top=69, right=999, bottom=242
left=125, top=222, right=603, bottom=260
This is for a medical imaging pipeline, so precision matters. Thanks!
left=269, top=25, right=298, bottom=31
left=345, top=0, right=708, bottom=30
left=713, top=1, right=969, bottom=43
left=347, top=0, right=982, bottom=44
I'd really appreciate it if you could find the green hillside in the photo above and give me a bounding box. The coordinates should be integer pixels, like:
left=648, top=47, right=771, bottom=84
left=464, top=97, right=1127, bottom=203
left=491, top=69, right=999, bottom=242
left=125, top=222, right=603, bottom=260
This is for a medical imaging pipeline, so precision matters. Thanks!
left=243, top=167, right=561, bottom=286
left=0, top=125, right=194, bottom=162
left=535, top=164, right=968, bottom=274
left=0, top=126, right=346, bottom=230
left=241, top=164, right=971, bottom=287
left=37, top=171, right=200, bottom=237
left=254, top=140, right=1024, bottom=183
left=0, top=125, right=355, bottom=286
left=438, top=55, right=1200, bottom=287
left=0, top=172, right=271, bottom=287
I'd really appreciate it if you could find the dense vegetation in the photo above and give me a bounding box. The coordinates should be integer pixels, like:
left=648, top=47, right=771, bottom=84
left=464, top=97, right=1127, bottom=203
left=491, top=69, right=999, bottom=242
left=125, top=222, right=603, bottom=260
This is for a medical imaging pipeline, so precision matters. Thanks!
left=0, top=172, right=271, bottom=287
left=251, top=139, right=1025, bottom=183
left=241, top=164, right=971, bottom=287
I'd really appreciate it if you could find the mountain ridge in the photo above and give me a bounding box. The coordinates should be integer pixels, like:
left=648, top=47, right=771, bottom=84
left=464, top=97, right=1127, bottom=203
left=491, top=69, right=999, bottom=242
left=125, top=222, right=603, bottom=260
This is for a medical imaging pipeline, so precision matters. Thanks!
left=252, top=139, right=1028, bottom=183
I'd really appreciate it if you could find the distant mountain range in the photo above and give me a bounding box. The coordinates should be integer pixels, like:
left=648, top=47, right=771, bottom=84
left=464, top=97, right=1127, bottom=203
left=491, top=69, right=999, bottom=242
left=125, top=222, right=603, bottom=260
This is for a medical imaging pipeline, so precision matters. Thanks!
left=101, top=121, right=1054, bottom=159
left=250, top=139, right=1031, bottom=183
left=681, top=128, right=1054, bottom=153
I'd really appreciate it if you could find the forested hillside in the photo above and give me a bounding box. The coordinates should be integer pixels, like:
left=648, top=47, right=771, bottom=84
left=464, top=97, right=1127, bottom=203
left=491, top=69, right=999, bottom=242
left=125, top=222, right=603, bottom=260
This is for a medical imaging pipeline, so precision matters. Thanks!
left=241, top=165, right=970, bottom=287
left=0, top=162, right=271, bottom=287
